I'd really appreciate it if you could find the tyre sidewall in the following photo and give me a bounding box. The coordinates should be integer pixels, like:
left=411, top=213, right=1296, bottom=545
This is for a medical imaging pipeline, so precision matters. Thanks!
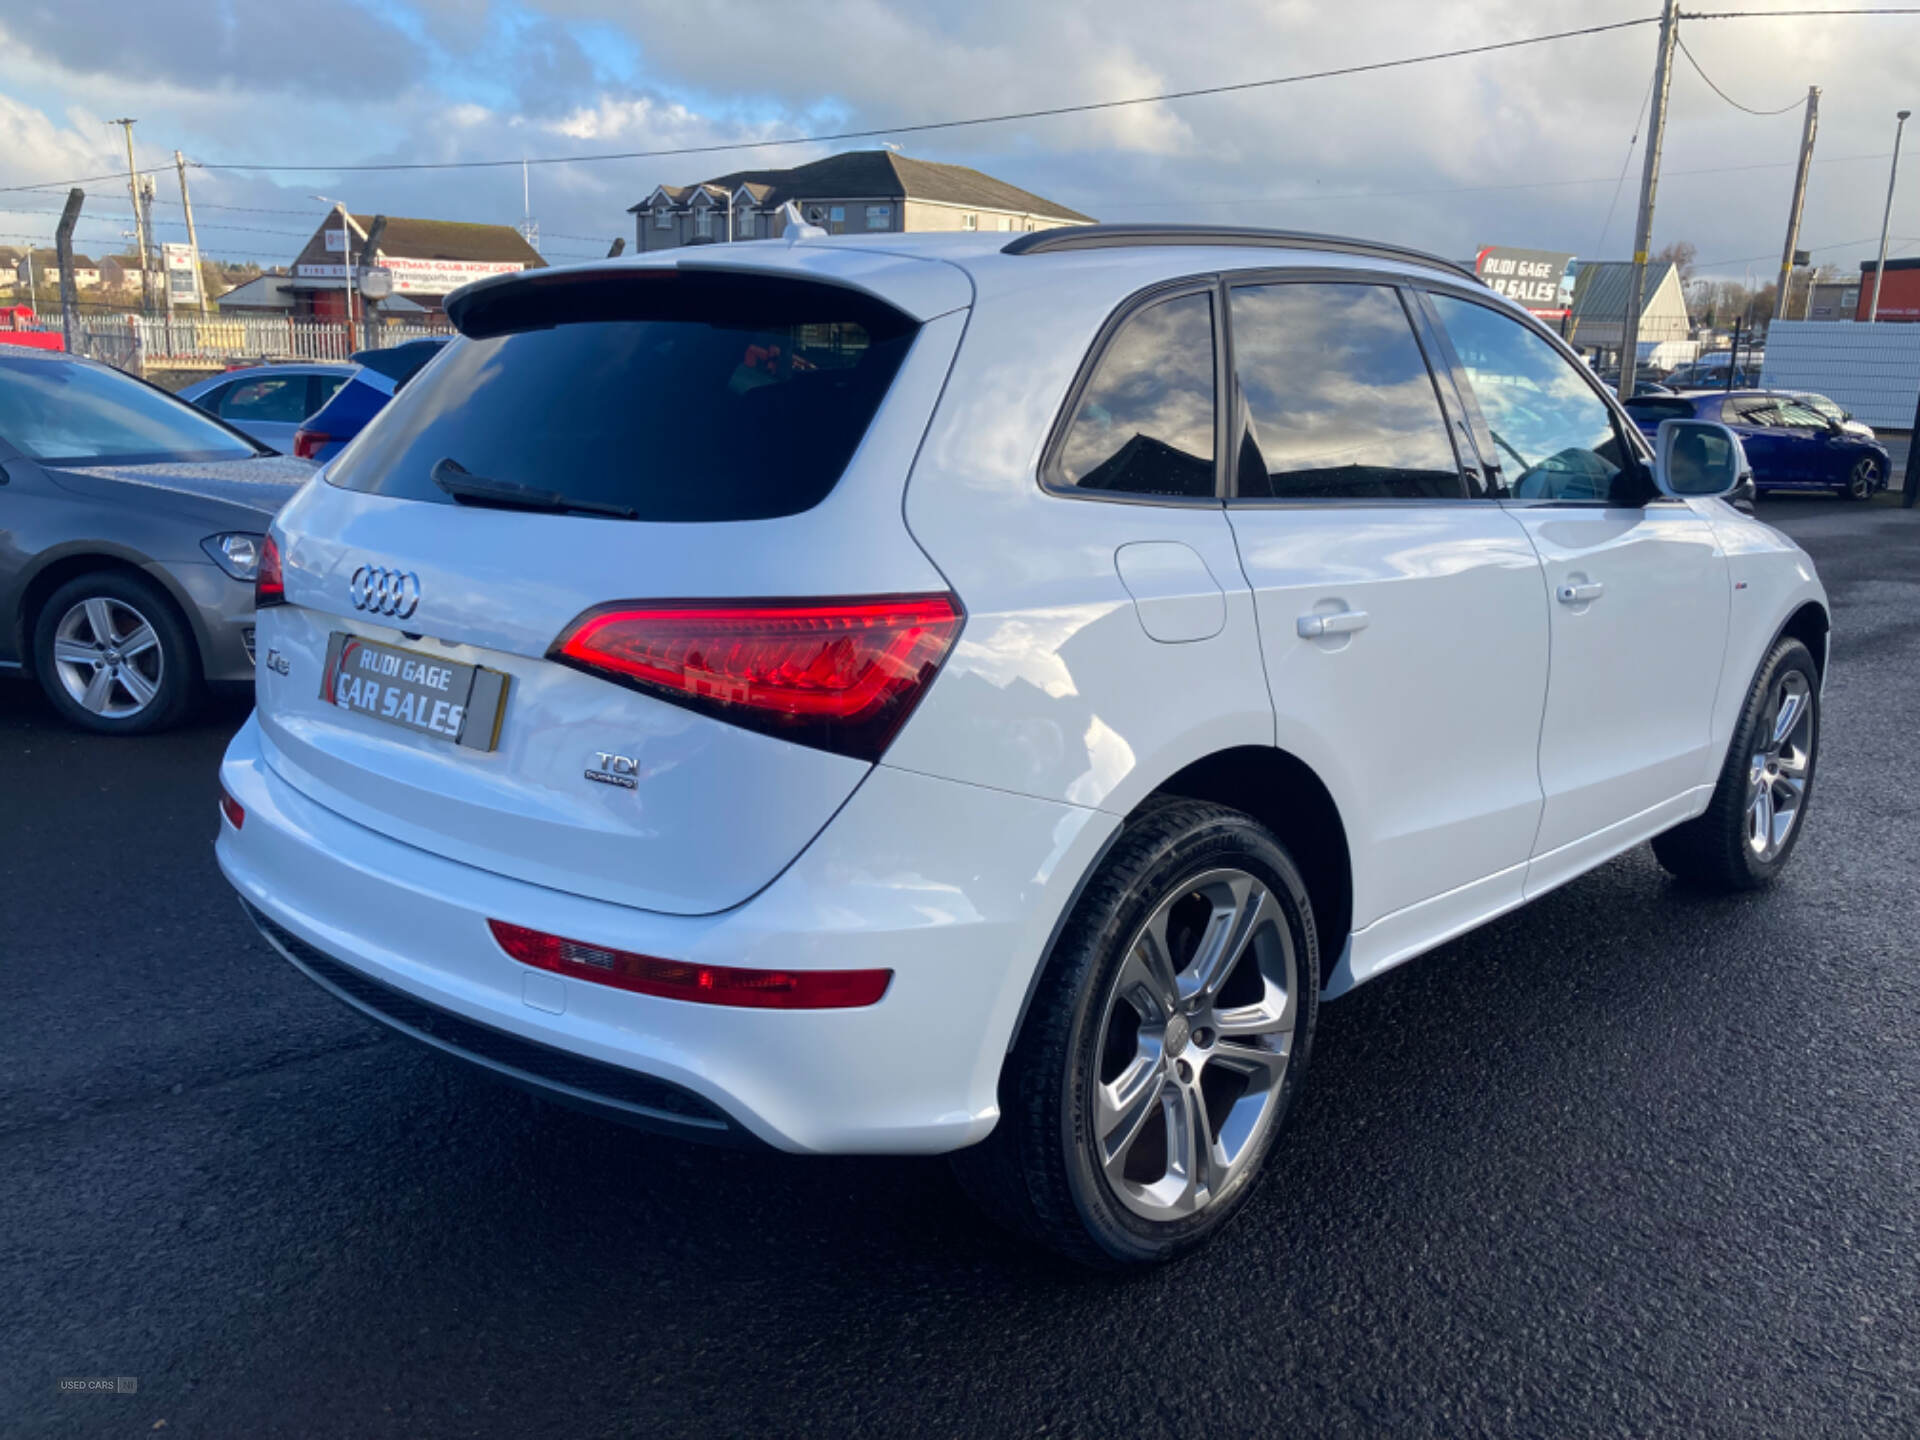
left=1053, top=808, right=1319, bottom=1264
left=31, top=571, right=198, bottom=735
left=1728, top=637, right=1820, bottom=883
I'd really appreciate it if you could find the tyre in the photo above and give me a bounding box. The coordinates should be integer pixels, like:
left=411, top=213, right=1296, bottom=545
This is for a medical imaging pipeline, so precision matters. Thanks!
left=31, top=570, right=199, bottom=735
left=952, top=799, right=1319, bottom=1267
left=1652, top=636, right=1818, bottom=890
left=1841, top=456, right=1882, bottom=500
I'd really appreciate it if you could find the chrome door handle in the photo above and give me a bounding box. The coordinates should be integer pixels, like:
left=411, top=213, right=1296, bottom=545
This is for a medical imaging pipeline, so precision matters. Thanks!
left=1297, top=610, right=1370, bottom=639
left=1557, top=581, right=1605, bottom=605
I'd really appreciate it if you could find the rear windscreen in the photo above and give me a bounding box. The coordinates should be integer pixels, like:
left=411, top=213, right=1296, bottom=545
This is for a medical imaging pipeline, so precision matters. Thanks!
left=326, top=272, right=919, bottom=522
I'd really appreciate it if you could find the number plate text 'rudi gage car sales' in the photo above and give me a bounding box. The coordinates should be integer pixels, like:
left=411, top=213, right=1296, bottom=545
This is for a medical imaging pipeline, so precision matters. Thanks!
left=320, top=633, right=509, bottom=751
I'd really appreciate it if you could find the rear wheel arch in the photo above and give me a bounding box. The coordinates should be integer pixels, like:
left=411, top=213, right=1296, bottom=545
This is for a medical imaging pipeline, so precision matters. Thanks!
left=1142, top=747, right=1353, bottom=983
left=1006, top=743, right=1353, bottom=1061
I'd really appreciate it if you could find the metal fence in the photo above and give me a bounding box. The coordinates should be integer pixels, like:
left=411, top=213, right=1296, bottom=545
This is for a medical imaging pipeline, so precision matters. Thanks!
left=1761, top=321, right=1920, bottom=430
left=61, top=314, right=453, bottom=371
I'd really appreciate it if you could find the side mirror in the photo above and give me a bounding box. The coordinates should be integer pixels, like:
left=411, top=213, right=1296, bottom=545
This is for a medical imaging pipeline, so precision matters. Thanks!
left=1653, top=418, right=1744, bottom=499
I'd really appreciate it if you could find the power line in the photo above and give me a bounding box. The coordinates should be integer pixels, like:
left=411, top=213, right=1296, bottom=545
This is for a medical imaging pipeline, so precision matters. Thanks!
left=0, top=6, right=1910, bottom=198
left=1674, top=35, right=1803, bottom=113
left=178, top=17, right=1660, bottom=176
left=1065, top=149, right=1897, bottom=213
left=1597, top=64, right=1664, bottom=255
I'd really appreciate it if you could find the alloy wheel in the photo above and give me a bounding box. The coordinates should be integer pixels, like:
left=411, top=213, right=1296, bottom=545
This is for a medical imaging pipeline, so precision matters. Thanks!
left=1849, top=458, right=1879, bottom=499
left=1747, top=669, right=1814, bottom=861
left=1091, top=868, right=1298, bottom=1221
left=51, top=596, right=165, bottom=719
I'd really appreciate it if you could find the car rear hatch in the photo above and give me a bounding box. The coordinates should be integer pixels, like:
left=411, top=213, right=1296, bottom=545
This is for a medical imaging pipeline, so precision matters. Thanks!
left=255, top=258, right=971, bottom=915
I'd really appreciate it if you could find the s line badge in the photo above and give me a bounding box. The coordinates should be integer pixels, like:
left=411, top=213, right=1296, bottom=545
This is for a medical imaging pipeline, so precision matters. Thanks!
left=585, top=751, right=638, bottom=789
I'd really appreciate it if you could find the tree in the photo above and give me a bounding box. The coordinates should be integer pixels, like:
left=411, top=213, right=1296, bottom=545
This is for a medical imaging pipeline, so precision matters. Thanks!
left=1654, top=241, right=1698, bottom=285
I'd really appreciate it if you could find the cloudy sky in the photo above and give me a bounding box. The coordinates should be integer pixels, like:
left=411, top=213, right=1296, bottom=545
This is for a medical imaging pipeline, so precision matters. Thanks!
left=1, top=0, right=1913, bottom=283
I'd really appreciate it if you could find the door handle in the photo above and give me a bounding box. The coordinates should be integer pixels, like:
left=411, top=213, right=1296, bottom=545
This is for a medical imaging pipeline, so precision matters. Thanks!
left=1297, top=610, right=1370, bottom=639
left=1557, top=581, right=1605, bottom=605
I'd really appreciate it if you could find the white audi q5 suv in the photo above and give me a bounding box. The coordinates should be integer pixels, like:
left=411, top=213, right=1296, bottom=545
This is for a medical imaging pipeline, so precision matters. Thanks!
left=217, top=224, right=1828, bottom=1266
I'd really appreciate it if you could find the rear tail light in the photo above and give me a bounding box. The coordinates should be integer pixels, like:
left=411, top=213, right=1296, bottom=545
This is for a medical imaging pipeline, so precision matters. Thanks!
left=548, top=594, right=962, bottom=761
left=219, top=788, right=245, bottom=829
left=255, top=534, right=285, bottom=608
left=488, top=920, right=891, bottom=1009
left=291, top=429, right=329, bottom=460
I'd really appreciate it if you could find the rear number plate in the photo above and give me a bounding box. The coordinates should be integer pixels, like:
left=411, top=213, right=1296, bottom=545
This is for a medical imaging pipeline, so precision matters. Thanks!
left=321, top=632, right=509, bottom=751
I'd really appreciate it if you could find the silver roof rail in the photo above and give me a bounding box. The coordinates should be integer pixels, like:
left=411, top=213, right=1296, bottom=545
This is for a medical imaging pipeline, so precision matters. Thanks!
left=1001, top=224, right=1481, bottom=283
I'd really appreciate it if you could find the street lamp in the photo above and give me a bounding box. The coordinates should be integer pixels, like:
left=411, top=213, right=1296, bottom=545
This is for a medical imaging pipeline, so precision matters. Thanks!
left=1868, top=110, right=1911, bottom=323
left=310, top=194, right=355, bottom=352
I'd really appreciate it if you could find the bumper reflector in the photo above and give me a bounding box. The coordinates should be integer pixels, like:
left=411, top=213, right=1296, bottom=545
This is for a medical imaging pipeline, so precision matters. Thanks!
left=487, top=920, right=891, bottom=1010
left=219, top=790, right=245, bottom=829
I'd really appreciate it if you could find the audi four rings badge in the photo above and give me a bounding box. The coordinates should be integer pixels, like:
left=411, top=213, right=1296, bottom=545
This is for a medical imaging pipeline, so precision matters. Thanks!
left=349, top=565, right=421, bottom=619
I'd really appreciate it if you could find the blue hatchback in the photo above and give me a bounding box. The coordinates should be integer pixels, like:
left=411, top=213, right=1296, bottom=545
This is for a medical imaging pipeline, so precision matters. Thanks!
left=1624, top=391, right=1891, bottom=500
left=291, top=338, right=449, bottom=462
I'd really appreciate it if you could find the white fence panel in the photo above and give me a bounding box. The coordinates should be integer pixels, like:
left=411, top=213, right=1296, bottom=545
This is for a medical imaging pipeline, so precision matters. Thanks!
left=1760, top=321, right=1920, bottom=429
left=65, top=313, right=453, bottom=372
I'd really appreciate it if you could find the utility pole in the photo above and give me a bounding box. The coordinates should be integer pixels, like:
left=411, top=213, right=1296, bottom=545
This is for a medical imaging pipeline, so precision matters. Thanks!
left=174, top=150, right=208, bottom=316
left=1868, top=109, right=1910, bottom=322
left=1776, top=87, right=1820, bottom=324
left=54, top=189, right=84, bottom=351
left=1618, top=0, right=1680, bottom=402
left=109, top=119, right=149, bottom=317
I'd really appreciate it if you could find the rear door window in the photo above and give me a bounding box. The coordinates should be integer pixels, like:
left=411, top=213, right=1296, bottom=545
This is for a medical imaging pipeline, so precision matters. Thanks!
left=220, top=375, right=308, bottom=424
left=1227, top=282, right=1464, bottom=500
left=1051, top=290, right=1218, bottom=499
left=327, top=274, right=919, bottom=522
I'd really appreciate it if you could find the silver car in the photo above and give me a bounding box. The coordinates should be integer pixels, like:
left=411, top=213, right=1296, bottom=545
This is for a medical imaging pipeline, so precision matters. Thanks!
left=0, top=348, right=313, bottom=733
left=178, top=363, right=354, bottom=453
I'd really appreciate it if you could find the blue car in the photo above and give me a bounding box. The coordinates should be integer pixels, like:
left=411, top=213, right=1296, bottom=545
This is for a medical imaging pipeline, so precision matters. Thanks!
left=1625, top=390, right=1891, bottom=500
left=291, top=338, right=449, bottom=461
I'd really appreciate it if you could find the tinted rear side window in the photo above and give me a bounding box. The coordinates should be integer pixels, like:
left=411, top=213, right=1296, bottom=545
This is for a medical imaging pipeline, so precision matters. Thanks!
left=328, top=273, right=918, bottom=522
left=1228, top=282, right=1463, bottom=500
left=1053, top=290, right=1217, bottom=499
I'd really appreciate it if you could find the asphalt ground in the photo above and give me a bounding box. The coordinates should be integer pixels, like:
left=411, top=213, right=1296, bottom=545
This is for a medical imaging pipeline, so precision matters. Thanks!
left=4, top=494, right=1917, bottom=1438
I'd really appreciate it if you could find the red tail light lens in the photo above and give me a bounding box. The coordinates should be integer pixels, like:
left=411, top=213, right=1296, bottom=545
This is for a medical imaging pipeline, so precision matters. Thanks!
left=218, top=789, right=245, bottom=829
left=291, top=429, right=329, bottom=460
left=255, top=534, right=285, bottom=608
left=548, top=594, right=962, bottom=761
left=489, top=920, right=891, bottom=1009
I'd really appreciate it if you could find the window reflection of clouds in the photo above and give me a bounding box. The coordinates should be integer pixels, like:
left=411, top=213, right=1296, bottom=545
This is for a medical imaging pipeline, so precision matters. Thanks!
left=1430, top=296, right=1619, bottom=490
left=1229, top=284, right=1457, bottom=497
left=1058, top=293, right=1214, bottom=492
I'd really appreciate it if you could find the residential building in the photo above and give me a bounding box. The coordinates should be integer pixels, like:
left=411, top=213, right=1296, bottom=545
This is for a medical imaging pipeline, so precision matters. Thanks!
left=1564, top=260, right=1692, bottom=354
left=1804, top=280, right=1861, bottom=321
left=286, top=206, right=545, bottom=319
left=628, top=150, right=1094, bottom=252
left=13, top=249, right=101, bottom=289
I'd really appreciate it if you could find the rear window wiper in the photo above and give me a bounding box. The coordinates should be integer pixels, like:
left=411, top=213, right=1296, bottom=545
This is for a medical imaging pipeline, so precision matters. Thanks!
left=430, top=457, right=637, bottom=520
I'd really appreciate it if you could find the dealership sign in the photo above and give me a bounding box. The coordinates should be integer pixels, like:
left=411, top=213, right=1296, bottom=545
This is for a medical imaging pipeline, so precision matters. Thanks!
left=162, top=242, right=201, bottom=304
left=1474, top=246, right=1575, bottom=318
left=296, top=255, right=525, bottom=295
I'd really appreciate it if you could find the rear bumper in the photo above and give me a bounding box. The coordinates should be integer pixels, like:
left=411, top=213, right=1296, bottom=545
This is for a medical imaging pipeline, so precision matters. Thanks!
left=216, top=714, right=1114, bottom=1154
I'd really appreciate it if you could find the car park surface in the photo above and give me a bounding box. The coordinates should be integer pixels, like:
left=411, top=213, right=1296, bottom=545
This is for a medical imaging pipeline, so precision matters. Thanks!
left=2, top=490, right=1915, bottom=1436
